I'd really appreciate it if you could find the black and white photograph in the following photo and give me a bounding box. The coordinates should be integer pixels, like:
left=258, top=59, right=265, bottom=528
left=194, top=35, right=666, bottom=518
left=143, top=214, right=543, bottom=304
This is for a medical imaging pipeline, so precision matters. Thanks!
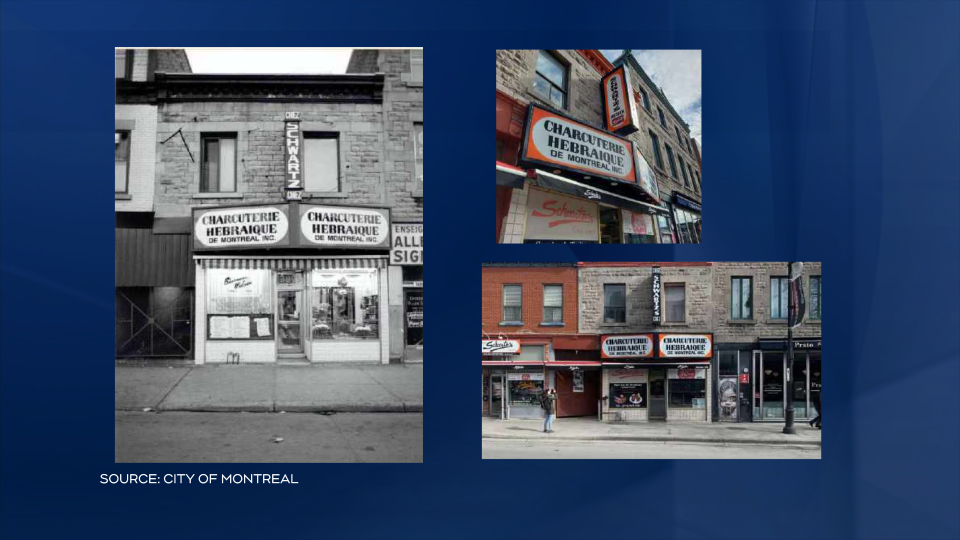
left=115, top=47, right=423, bottom=463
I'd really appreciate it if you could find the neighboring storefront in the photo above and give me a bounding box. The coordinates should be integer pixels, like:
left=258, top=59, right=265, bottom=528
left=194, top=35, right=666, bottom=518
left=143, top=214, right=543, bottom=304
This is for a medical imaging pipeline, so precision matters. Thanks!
left=193, top=202, right=391, bottom=364
left=600, top=333, right=713, bottom=423
left=391, top=222, right=423, bottom=361
left=672, top=194, right=702, bottom=244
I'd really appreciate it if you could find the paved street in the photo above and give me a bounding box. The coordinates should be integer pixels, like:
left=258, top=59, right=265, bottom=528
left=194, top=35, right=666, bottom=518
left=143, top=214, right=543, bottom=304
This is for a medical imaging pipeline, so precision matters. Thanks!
left=483, top=438, right=821, bottom=459
left=116, top=411, right=422, bottom=463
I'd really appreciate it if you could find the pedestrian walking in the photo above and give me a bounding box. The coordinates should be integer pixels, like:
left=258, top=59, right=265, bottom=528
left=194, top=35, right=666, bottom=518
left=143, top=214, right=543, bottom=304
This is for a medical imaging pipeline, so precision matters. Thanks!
left=541, top=389, right=558, bottom=433
left=810, top=391, right=821, bottom=429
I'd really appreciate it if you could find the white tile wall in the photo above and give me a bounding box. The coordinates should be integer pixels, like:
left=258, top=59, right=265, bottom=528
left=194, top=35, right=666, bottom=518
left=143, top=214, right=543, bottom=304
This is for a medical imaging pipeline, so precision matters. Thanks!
left=500, top=181, right=530, bottom=243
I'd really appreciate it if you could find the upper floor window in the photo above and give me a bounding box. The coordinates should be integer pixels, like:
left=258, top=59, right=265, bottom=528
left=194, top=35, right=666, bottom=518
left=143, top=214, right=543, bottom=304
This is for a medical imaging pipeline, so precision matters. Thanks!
left=665, top=284, right=685, bottom=323
left=665, top=144, right=678, bottom=179
left=533, top=50, right=567, bottom=109
left=675, top=126, right=683, bottom=146
left=414, top=123, right=423, bottom=194
left=731, top=277, right=753, bottom=320
left=678, top=156, right=690, bottom=187
left=685, top=137, right=692, bottom=153
left=543, top=285, right=563, bottom=324
left=303, top=133, right=339, bottom=193
left=649, top=131, right=664, bottom=169
left=502, top=285, right=522, bottom=323
left=771, top=277, right=789, bottom=320
left=410, top=50, right=423, bottom=84
left=658, top=106, right=667, bottom=129
left=638, top=87, right=651, bottom=111
left=115, top=131, right=130, bottom=193
left=694, top=170, right=701, bottom=192
left=115, top=50, right=131, bottom=79
left=689, top=165, right=699, bottom=194
left=810, top=276, right=822, bottom=320
left=603, top=284, right=626, bottom=324
left=201, top=134, right=237, bottom=193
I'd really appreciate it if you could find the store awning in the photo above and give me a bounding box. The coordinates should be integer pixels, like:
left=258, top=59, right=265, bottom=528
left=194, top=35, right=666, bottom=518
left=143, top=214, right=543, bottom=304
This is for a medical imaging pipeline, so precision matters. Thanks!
left=533, top=169, right=670, bottom=216
left=496, top=161, right=529, bottom=188
left=195, top=256, right=387, bottom=270
left=602, top=361, right=711, bottom=367
left=481, top=361, right=545, bottom=366
left=674, top=193, right=703, bottom=213
left=116, top=228, right=194, bottom=287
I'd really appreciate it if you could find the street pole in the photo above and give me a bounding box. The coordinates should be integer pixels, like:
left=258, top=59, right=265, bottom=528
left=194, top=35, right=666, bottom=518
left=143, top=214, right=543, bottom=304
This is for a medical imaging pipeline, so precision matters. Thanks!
left=783, top=262, right=797, bottom=435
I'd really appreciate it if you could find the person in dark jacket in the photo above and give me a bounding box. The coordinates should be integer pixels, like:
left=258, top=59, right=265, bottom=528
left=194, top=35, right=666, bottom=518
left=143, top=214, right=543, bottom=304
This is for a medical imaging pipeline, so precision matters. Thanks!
left=810, top=391, right=821, bottom=429
left=541, top=389, right=558, bottom=433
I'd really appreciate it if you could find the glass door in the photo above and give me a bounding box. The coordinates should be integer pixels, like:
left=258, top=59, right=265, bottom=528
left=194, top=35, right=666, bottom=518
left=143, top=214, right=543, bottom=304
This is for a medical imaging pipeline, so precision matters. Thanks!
left=649, top=369, right=666, bottom=421
left=278, top=290, right=303, bottom=353
left=761, top=353, right=785, bottom=420
left=490, top=375, right=504, bottom=419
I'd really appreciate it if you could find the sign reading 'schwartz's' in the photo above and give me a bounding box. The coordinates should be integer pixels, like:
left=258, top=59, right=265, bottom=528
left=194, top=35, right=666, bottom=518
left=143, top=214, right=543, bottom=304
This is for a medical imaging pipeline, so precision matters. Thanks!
left=601, top=65, right=640, bottom=135
left=284, top=112, right=303, bottom=202
left=519, top=104, right=637, bottom=185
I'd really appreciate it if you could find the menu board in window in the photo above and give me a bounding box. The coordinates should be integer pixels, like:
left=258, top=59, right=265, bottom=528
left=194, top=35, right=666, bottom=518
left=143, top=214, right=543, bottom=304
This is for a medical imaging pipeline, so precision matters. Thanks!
left=609, top=383, right=647, bottom=409
left=207, top=314, right=273, bottom=340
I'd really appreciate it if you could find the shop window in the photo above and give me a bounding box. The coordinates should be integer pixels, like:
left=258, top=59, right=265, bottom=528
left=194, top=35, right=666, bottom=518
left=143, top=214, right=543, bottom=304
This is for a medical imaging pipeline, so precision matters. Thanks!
left=674, top=208, right=690, bottom=243
left=669, top=379, right=706, bottom=408
left=719, top=350, right=739, bottom=377
left=310, top=269, right=380, bottom=340
left=762, top=353, right=785, bottom=419
left=665, top=284, right=685, bottom=322
left=303, top=133, right=340, bottom=193
left=649, top=130, right=664, bottom=169
left=678, top=156, right=690, bottom=187
left=502, top=284, right=522, bottom=323
left=657, top=215, right=674, bottom=244
left=603, top=284, right=626, bottom=324
left=201, top=134, right=237, bottom=193
left=532, top=50, right=567, bottom=109
left=610, top=383, right=647, bottom=409
left=731, top=277, right=753, bottom=320
left=599, top=207, right=622, bottom=244
left=770, top=277, right=789, bottom=320
left=543, top=284, right=563, bottom=324
left=658, top=106, right=666, bottom=129
left=414, top=123, right=423, bottom=194
left=623, top=210, right=656, bottom=244
left=810, top=276, right=821, bottom=320
left=665, top=144, right=678, bottom=179
left=115, top=131, right=130, bottom=193
left=206, top=269, right=272, bottom=314
left=638, top=87, right=650, bottom=111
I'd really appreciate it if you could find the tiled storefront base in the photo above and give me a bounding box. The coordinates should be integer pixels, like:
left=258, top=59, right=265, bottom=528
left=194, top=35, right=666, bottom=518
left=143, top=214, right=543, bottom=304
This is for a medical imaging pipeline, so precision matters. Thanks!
left=601, top=367, right=712, bottom=423
left=205, top=341, right=276, bottom=364
left=311, top=340, right=381, bottom=363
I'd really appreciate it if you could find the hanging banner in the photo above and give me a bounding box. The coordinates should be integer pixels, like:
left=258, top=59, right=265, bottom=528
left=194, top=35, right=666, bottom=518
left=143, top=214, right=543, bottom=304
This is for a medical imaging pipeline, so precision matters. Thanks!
left=652, top=267, right=662, bottom=325
left=193, top=205, right=290, bottom=250
left=600, top=335, right=654, bottom=359
left=658, top=334, right=713, bottom=358
left=600, top=65, right=640, bottom=135
left=524, top=187, right=599, bottom=242
left=789, top=262, right=806, bottom=329
left=519, top=104, right=637, bottom=185
left=482, top=340, right=520, bottom=355
left=299, top=204, right=390, bottom=249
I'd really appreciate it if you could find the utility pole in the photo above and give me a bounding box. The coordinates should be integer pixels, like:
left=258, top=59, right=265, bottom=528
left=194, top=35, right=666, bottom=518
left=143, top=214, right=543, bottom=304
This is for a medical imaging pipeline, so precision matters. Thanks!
left=783, top=262, right=797, bottom=435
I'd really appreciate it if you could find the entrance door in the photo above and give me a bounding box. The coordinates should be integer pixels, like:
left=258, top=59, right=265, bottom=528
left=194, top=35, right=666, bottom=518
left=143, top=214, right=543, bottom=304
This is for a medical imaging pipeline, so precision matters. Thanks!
left=490, top=375, right=504, bottom=419
left=649, top=369, right=666, bottom=421
left=404, top=288, right=423, bottom=362
left=277, top=290, right=303, bottom=353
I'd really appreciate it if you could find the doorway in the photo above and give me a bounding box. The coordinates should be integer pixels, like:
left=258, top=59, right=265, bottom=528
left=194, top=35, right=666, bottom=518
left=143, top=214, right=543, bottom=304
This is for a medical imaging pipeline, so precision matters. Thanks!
left=649, top=369, right=666, bottom=421
left=490, top=375, right=504, bottom=419
left=277, top=290, right=303, bottom=353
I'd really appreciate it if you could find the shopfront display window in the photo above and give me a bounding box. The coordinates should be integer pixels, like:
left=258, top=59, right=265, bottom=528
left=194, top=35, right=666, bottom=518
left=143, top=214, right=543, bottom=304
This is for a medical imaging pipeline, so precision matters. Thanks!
left=609, top=383, right=647, bottom=408
left=762, top=353, right=784, bottom=419
left=669, top=379, right=706, bottom=409
left=793, top=356, right=808, bottom=418
left=205, top=269, right=273, bottom=340
left=622, top=210, right=656, bottom=244
left=599, top=207, right=622, bottom=244
left=657, top=215, right=674, bottom=243
left=310, top=269, right=379, bottom=340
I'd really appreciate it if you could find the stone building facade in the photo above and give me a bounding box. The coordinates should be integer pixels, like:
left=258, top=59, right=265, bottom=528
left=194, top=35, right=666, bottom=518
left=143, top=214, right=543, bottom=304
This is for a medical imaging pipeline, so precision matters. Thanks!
left=495, top=50, right=702, bottom=244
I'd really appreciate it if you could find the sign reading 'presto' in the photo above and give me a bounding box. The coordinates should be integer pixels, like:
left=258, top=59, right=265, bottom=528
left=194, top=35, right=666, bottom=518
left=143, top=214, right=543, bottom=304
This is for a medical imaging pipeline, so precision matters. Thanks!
left=520, top=104, right=637, bottom=185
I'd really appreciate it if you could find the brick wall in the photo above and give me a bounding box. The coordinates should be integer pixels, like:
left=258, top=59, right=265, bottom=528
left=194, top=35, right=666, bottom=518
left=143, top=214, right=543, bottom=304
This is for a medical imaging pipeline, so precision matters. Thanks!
left=154, top=102, right=384, bottom=218
left=378, top=49, right=423, bottom=222
left=482, top=266, right=579, bottom=334
left=155, top=50, right=191, bottom=73
left=115, top=104, right=157, bottom=212
left=578, top=264, right=713, bottom=334
left=712, top=262, right=822, bottom=343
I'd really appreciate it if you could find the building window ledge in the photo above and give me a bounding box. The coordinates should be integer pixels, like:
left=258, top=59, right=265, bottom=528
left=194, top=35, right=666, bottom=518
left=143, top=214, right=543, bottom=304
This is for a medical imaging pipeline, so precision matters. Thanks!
left=115, top=193, right=132, bottom=200
left=412, top=190, right=423, bottom=199
left=499, top=321, right=523, bottom=327
left=727, top=319, right=757, bottom=325
left=193, top=192, right=243, bottom=199
left=660, top=321, right=689, bottom=326
left=767, top=319, right=788, bottom=325
left=807, top=319, right=822, bottom=325
left=600, top=322, right=629, bottom=328
left=304, top=191, right=349, bottom=199
left=540, top=322, right=565, bottom=328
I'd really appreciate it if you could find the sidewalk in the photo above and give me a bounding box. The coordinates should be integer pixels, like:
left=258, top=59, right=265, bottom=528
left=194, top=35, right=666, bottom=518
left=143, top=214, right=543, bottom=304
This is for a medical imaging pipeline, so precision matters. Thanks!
left=482, top=416, right=821, bottom=447
left=116, top=364, right=422, bottom=413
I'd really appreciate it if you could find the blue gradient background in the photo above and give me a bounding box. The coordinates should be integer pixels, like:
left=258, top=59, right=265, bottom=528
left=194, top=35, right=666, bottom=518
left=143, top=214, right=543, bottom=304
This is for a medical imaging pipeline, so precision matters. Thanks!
left=1, top=1, right=958, bottom=540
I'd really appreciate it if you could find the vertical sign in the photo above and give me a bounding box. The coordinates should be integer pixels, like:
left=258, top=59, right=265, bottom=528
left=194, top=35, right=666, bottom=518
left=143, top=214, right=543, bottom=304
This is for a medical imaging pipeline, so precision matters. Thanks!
left=600, top=65, right=640, bottom=135
left=284, top=111, right=303, bottom=201
left=652, top=266, right=662, bottom=325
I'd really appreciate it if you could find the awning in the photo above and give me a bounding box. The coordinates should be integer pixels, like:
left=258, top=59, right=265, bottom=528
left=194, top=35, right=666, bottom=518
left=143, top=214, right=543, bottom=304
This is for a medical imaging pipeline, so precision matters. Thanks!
left=674, top=193, right=703, bottom=213
left=602, top=361, right=710, bottom=367
left=116, top=228, right=194, bottom=287
left=496, top=161, right=529, bottom=188
left=547, top=361, right=602, bottom=367
left=195, top=256, right=386, bottom=270
left=533, top=169, right=670, bottom=216
left=481, top=361, right=545, bottom=367
left=759, top=338, right=821, bottom=351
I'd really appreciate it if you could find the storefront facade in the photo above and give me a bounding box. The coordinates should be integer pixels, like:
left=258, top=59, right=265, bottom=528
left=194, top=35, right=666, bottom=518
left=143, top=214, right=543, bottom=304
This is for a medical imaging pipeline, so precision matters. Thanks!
left=495, top=50, right=702, bottom=244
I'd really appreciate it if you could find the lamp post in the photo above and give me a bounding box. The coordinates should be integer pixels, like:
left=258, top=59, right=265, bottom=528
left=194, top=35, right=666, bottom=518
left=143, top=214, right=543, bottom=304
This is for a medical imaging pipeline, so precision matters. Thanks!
left=783, top=262, right=797, bottom=435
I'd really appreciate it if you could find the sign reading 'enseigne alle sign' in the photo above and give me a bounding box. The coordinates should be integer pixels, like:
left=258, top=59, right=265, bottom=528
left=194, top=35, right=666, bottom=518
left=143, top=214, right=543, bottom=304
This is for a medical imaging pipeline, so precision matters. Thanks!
left=601, top=335, right=655, bottom=359
left=194, top=206, right=289, bottom=249
left=520, top=104, right=637, bottom=185
left=658, top=334, right=713, bottom=358
left=391, top=223, right=423, bottom=265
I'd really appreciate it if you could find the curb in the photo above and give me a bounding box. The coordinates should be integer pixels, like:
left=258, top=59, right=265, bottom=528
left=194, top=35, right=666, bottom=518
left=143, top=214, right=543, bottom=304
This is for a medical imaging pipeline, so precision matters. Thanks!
left=118, top=403, right=423, bottom=414
left=482, top=433, right=821, bottom=447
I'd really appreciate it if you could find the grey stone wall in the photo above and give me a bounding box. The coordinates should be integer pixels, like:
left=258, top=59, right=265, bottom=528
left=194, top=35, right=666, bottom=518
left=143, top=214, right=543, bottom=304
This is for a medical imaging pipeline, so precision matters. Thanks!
left=378, top=49, right=423, bottom=223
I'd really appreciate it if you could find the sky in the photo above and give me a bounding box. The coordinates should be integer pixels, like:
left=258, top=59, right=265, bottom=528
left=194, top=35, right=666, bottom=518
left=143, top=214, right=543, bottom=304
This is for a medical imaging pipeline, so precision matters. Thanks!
left=185, top=48, right=354, bottom=75
left=600, top=50, right=702, bottom=149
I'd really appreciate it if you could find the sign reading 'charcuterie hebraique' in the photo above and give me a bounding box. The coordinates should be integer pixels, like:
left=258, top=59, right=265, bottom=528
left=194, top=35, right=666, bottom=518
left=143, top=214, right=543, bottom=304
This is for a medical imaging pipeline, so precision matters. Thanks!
left=520, top=104, right=637, bottom=185
left=299, top=204, right=390, bottom=249
left=658, top=334, right=713, bottom=358
left=601, top=334, right=655, bottom=359
left=194, top=206, right=290, bottom=250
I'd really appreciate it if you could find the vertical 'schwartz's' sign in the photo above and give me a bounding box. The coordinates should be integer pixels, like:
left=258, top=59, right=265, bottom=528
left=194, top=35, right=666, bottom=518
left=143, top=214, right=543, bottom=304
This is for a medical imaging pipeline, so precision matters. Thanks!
left=299, top=205, right=390, bottom=248
left=520, top=104, right=637, bottom=184
left=482, top=340, right=521, bottom=355
left=652, top=267, right=662, bottom=324
left=391, top=223, right=423, bottom=265
left=658, top=334, right=713, bottom=358
left=601, top=335, right=655, bottom=359
left=284, top=112, right=302, bottom=198
left=194, top=206, right=289, bottom=249
left=601, top=65, right=640, bottom=135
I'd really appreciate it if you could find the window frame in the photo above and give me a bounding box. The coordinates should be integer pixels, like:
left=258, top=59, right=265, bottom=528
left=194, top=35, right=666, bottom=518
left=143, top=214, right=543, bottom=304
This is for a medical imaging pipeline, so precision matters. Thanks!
left=200, top=133, right=238, bottom=194
left=810, top=276, right=822, bottom=321
left=675, top=125, right=683, bottom=146
left=678, top=155, right=690, bottom=187
left=115, top=130, right=131, bottom=194
left=770, top=276, right=789, bottom=321
left=658, top=106, right=667, bottom=129
left=302, top=131, right=341, bottom=195
left=603, top=283, right=627, bottom=324
left=638, top=87, right=651, bottom=111
left=664, top=283, right=686, bottom=323
left=665, top=144, right=678, bottom=179
left=502, top=284, right=523, bottom=324
left=649, top=130, right=664, bottom=169
left=731, top=276, right=754, bottom=321
left=115, top=49, right=133, bottom=80
left=532, top=50, right=568, bottom=109
left=542, top=284, right=564, bottom=325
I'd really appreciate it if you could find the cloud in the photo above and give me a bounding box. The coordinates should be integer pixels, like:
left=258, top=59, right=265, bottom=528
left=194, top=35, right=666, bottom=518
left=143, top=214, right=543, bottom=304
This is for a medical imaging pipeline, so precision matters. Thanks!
left=633, top=50, right=703, bottom=149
